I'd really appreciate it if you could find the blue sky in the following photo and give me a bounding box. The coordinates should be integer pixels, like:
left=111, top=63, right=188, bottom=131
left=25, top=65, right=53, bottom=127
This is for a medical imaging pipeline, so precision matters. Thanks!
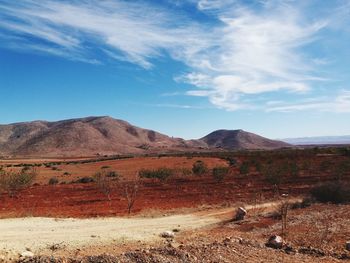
left=0, top=0, right=350, bottom=139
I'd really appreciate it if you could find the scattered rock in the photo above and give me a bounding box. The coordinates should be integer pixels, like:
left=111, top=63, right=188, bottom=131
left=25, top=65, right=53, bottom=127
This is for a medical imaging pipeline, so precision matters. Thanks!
left=160, top=231, right=175, bottom=238
left=266, top=235, right=283, bottom=249
left=236, top=237, right=243, bottom=244
left=284, top=245, right=296, bottom=254
left=298, top=246, right=325, bottom=257
left=223, top=237, right=232, bottom=243
left=346, top=241, right=350, bottom=251
left=20, top=251, right=34, bottom=258
left=234, top=207, right=247, bottom=221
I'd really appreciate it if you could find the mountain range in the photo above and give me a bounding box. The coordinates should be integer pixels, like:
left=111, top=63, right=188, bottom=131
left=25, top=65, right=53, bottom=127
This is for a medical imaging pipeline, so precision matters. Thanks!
left=282, top=135, right=350, bottom=145
left=0, top=116, right=290, bottom=157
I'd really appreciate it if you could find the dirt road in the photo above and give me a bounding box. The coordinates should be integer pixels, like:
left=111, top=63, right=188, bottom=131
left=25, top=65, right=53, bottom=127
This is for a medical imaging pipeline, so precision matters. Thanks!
left=0, top=214, right=219, bottom=254
left=0, top=199, right=301, bottom=255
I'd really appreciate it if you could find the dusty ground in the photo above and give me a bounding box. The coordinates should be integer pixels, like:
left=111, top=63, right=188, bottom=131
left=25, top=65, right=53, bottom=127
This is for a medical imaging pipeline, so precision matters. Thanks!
left=1, top=201, right=349, bottom=262
left=2, top=199, right=299, bottom=254
left=0, top=213, right=218, bottom=253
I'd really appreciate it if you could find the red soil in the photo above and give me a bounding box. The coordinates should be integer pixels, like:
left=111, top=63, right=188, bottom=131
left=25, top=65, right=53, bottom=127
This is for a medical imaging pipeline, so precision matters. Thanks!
left=2, top=156, right=227, bottom=184
left=0, top=155, right=349, bottom=218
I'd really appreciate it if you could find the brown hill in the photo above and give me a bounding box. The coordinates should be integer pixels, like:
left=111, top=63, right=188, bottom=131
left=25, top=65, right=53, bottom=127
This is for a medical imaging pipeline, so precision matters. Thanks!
left=0, top=116, right=205, bottom=157
left=0, top=117, right=289, bottom=157
left=199, top=129, right=289, bottom=150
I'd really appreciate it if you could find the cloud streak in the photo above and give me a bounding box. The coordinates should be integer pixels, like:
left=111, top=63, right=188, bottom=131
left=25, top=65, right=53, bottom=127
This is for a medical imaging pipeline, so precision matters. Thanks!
left=182, top=2, right=327, bottom=110
left=266, top=90, right=350, bottom=113
left=0, top=0, right=342, bottom=112
left=0, top=0, right=205, bottom=68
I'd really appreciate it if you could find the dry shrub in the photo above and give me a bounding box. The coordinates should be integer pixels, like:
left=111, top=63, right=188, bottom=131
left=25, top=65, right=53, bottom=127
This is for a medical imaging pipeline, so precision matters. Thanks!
left=48, top=177, right=59, bottom=185
left=0, top=167, right=37, bottom=197
left=311, top=182, right=350, bottom=204
left=94, top=170, right=120, bottom=200
left=212, top=166, right=229, bottom=182
left=138, top=167, right=173, bottom=181
left=123, top=180, right=139, bottom=214
left=192, top=160, right=208, bottom=176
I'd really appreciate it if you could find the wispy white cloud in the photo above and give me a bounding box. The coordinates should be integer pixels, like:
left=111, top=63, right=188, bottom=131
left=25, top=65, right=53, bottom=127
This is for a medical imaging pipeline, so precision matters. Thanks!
left=0, top=0, right=206, bottom=68
left=160, top=92, right=184, bottom=97
left=182, top=2, right=328, bottom=110
left=0, top=0, right=343, bottom=112
left=267, top=90, right=350, bottom=113
left=197, top=0, right=236, bottom=11
left=153, top=103, right=208, bottom=109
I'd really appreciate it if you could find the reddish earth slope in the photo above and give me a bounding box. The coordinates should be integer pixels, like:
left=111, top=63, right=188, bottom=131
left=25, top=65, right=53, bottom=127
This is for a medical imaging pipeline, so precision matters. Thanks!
left=0, top=116, right=289, bottom=157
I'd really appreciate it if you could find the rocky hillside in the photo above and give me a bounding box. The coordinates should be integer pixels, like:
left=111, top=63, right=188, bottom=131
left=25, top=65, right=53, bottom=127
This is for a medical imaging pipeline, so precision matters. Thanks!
left=200, top=129, right=289, bottom=150
left=0, top=117, right=289, bottom=157
left=0, top=116, right=205, bottom=157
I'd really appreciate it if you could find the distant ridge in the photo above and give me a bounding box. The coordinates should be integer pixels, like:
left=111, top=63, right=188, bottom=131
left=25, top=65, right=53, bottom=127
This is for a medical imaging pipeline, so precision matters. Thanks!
left=0, top=116, right=290, bottom=157
left=282, top=135, right=350, bottom=145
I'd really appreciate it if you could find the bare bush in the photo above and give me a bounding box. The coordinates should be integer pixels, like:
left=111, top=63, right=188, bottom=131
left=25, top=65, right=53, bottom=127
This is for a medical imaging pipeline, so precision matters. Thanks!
left=124, top=180, right=139, bottom=214
left=94, top=170, right=120, bottom=201
left=280, top=200, right=290, bottom=238
left=0, top=167, right=37, bottom=197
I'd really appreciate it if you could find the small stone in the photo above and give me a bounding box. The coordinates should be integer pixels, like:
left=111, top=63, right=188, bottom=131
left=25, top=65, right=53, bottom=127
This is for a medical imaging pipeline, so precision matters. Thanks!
left=20, top=251, right=34, bottom=258
left=223, top=237, right=231, bottom=243
left=234, top=207, right=247, bottom=221
left=346, top=241, right=350, bottom=251
left=266, top=235, right=284, bottom=249
left=160, top=231, right=175, bottom=238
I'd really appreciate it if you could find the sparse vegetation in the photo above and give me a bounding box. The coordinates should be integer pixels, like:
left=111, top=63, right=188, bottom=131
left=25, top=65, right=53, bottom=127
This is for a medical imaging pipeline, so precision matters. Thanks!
left=94, top=172, right=113, bottom=201
left=310, top=182, right=350, bottom=204
left=48, top=177, right=59, bottom=185
left=261, top=162, right=284, bottom=186
left=239, top=161, right=250, bottom=175
left=334, top=161, right=350, bottom=180
left=180, top=168, right=192, bottom=176
left=124, top=180, right=139, bottom=214
left=105, top=170, right=119, bottom=178
left=212, top=166, right=229, bottom=182
left=192, top=160, right=208, bottom=176
left=138, top=167, right=173, bottom=181
left=0, top=167, right=37, bottom=197
left=73, top=177, right=95, bottom=184
left=226, top=157, right=237, bottom=167
left=280, top=200, right=290, bottom=237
